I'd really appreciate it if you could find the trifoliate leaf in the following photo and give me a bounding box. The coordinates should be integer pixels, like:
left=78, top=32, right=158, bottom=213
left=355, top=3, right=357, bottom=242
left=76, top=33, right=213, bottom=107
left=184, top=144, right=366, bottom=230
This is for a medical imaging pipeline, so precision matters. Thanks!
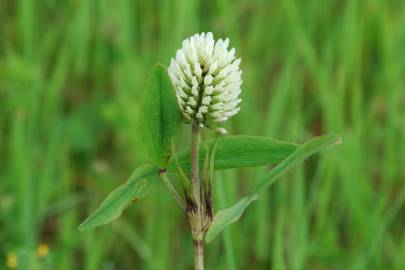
left=204, top=134, right=341, bottom=243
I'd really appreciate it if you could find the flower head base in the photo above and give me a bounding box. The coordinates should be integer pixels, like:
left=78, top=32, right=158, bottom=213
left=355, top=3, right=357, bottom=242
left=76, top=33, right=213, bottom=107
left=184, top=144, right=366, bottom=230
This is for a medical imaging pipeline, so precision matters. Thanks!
left=168, top=32, right=242, bottom=131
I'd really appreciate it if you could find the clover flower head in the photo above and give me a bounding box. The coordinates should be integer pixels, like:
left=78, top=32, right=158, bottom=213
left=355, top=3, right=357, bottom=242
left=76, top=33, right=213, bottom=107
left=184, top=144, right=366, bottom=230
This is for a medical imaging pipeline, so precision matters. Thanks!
left=168, top=32, right=242, bottom=132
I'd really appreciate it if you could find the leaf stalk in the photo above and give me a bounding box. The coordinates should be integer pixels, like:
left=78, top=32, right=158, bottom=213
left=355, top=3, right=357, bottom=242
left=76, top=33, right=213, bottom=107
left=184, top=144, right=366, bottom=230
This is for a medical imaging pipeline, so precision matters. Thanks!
left=159, top=170, right=186, bottom=211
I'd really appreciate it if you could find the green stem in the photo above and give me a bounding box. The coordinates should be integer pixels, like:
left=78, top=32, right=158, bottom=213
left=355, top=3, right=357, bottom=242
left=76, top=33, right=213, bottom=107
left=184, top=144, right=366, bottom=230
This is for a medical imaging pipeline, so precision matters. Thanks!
left=191, top=123, right=201, bottom=210
left=194, top=239, right=204, bottom=270
left=190, top=122, right=204, bottom=270
left=160, top=171, right=186, bottom=211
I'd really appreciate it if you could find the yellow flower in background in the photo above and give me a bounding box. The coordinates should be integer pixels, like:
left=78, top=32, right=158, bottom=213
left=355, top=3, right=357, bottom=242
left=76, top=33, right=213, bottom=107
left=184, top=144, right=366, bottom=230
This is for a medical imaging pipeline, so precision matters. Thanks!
left=6, top=252, right=17, bottom=268
left=36, top=243, right=49, bottom=258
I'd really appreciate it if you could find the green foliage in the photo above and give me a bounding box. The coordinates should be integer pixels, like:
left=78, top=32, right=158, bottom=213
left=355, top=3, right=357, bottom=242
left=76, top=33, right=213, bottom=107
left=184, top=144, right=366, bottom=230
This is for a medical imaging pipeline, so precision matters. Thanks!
left=77, top=59, right=340, bottom=249
left=254, top=134, right=342, bottom=193
left=141, top=64, right=181, bottom=167
left=79, top=64, right=180, bottom=232
left=205, top=134, right=341, bottom=243
left=168, top=136, right=297, bottom=171
left=205, top=195, right=258, bottom=243
left=79, top=164, right=157, bottom=231
left=79, top=129, right=339, bottom=235
left=2, top=1, right=404, bottom=269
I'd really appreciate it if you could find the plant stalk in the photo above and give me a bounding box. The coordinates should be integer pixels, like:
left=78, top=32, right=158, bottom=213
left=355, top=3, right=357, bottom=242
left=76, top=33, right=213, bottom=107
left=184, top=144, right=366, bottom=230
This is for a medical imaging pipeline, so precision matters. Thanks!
left=190, top=122, right=204, bottom=270
left=159, top=171, right=186, bottom=211
left=191, top=123, right=201, bottom=212
left=194, top=239, right=204, bottom=270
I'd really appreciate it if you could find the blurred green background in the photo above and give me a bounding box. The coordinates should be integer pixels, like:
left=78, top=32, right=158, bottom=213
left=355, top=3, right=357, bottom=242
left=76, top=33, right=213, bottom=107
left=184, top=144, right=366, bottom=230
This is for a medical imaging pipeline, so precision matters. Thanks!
left=1, top=0, right=405, bottom=269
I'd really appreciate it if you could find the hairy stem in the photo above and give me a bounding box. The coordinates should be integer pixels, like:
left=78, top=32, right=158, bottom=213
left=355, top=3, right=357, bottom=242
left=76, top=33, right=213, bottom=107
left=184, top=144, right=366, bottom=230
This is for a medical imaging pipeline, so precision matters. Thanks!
left=190, top=122, right=204, bottom=270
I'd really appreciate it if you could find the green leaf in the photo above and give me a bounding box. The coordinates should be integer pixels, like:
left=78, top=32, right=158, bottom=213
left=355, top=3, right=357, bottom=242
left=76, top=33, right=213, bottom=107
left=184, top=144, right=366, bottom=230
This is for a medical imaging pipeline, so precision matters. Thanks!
left=141, top=64, right=181, bottom=166
left=254, top=134, right=342, bottom=193
left=168, top=135, right=297, bottom=171
left=79, top=164, right=157, bottom=231
left=205, top=195, right=258, bottom=243
left=204, top=134, right=341, bottom=243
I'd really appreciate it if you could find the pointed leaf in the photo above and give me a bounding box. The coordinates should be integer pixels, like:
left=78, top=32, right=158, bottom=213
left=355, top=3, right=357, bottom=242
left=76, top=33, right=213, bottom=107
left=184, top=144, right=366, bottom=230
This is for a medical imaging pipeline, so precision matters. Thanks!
left=204, top=134, right=341, bottom=243
left=79, top=164, right=157, bottom=231
left=205, top=195, right=258, bottom=243
left=141, top=64, right=181, bottom=166
left=254, top=134, right=342, bottom=193
left=168, top=135, right=297, bottom=171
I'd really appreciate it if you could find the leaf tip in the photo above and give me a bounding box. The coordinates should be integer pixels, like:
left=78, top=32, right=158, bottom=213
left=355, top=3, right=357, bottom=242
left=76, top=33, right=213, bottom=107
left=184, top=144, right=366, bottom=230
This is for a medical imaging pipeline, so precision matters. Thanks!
left=327, top=134, right=343, bottom=147
left=78, top=222, right=87, bottom=232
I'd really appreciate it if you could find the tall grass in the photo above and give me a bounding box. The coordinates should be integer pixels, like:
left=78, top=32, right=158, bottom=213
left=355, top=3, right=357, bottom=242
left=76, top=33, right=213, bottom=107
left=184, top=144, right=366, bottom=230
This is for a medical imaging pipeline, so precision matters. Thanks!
left=1, top=0, right=404, bottom=269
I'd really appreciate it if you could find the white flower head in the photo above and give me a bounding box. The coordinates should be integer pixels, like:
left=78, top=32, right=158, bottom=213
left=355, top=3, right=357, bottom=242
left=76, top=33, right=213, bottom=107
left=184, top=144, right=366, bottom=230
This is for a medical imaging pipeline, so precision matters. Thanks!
left=168, top=32, right=242, bottom=130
